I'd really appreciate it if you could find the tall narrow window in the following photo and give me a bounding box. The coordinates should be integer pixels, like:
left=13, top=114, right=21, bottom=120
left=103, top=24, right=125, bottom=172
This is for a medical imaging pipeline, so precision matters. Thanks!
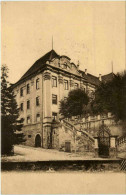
left=64, top=80, right=69, bottom=90
left=36, top=78, right=39, bottom=89
left=74, top=83, right=79, bottom=89
left=52, top=94, right=57, bottom=104
left=36, top=113, right=40, bottom=122
left=36, top=96, right=40, bottom=106
left=20, top=87, right=23, bottom=97
left=27, top=116, right=31, bottom=124
left=52, top=76, right=57, bottom=87
left=27, top=83, right=30, bottom=94
left=20, top=103, right=23, bottom=111
left=52, top=112, right=57, bottom=121
left=27, top=100, right=30, bottom=109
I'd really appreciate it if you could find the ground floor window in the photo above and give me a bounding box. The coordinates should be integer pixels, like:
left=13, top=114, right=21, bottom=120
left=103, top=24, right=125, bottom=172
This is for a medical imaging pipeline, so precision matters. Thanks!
left=27, top=116, right=31, bottom=124
left=52, top=112, right=57, bottom=121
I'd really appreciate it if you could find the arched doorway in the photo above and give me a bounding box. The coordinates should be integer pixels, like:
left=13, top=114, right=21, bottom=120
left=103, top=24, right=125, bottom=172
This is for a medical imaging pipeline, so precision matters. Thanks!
left=98, top=125, right=110, bottom=157
left=35, top=134, right=41, bottom=147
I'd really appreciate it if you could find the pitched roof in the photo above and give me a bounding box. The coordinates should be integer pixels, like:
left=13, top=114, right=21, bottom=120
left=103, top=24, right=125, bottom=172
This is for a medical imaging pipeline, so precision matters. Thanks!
left=19, top=49, right=59, bottom=82
left=87, top=73, right=100, bottom=86
left=102, top=73, right=114, bottom=83
left=14, top=48, right=114, bottom=87
left=79, top=70, right=100, bottom=86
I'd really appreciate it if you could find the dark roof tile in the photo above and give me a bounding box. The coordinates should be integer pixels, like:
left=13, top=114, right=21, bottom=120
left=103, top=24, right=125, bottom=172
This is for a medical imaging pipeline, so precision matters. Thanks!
left=19, top=49, right=59, bottom=81
left=102, top=73, right=114, bottom=82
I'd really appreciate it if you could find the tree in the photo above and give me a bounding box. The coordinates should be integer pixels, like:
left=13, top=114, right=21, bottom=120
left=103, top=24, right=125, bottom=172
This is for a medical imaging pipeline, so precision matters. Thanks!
left=1, top=65, right=25, bottom=155
left=59, top=88, right=89, bottom=118
left=91, top=71, right=126, bottom=122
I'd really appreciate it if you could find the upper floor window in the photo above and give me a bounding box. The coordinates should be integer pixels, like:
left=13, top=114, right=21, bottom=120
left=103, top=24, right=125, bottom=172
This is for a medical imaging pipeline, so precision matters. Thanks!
left=27, top=100, right=30, bottom=109
left=20, top=103, right=23, bottom=111
left=20, top=87, right=23, bottom=97
left=36, top=96, right=40, bottom=106
left=36, top=113, right=40, bottom=122
left=27, top=116, right=31, bottom=124
left=63, top=63, right=67, bottom=69
left=52, top=76, right=57, bottom=87
left=27, top=83, right=30, bottom=94
left=52, top=94, right=57, bottom=104
left=36, top=78, right=40, bottom=89
left=74, top=83, right=79, bottom=89
left=64, top=80, right=69, bottom=90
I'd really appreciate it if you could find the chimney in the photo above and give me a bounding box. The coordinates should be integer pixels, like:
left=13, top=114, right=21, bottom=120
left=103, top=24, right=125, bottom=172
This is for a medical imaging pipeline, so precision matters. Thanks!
left=99, top=74, right=102, bottom=81
left=85, top=69, right=87, bottom=75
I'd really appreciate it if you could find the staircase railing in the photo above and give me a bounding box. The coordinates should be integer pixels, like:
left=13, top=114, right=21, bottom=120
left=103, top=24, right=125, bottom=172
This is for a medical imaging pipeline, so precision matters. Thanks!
left=61, top=119, right=94, bottom=142
left=117, top=135, right=126, bottom=146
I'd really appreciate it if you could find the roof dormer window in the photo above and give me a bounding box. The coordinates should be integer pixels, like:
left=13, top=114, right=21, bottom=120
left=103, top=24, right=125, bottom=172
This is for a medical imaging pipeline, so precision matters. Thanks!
left=63, top=62, right=67, bottom=69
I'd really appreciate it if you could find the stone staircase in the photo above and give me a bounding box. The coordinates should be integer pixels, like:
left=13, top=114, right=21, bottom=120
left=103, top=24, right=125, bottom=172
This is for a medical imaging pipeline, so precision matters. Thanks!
left=61, top=119, right=94, bottom=142
left=60, top=119, right=94, bottom=153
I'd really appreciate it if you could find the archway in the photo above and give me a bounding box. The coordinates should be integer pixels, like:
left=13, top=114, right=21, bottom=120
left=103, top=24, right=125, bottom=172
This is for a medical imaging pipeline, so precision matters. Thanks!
left=35, top=134, right=41, bottom=147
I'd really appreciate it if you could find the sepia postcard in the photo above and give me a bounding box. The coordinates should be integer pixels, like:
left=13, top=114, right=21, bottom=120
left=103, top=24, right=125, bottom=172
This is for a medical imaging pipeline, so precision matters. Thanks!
left=1, top=1, right=126, bottom=194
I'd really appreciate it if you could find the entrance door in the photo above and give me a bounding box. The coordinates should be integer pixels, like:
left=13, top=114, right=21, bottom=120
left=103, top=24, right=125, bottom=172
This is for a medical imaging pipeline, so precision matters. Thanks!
left=65, top=142, right=71, bottom=152
left=35, top=134, right=41, bottom=147
left=98, top=130, right=110, bottom=157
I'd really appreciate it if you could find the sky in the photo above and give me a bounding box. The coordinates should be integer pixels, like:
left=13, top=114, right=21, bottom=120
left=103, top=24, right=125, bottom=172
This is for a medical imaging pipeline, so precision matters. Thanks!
left=1, top=1, right=125, bottom=84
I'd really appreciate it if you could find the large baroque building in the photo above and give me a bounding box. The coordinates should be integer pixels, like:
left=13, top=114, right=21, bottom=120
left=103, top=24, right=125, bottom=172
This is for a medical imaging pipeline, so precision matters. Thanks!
left=13, top=49, right=114, bottom=151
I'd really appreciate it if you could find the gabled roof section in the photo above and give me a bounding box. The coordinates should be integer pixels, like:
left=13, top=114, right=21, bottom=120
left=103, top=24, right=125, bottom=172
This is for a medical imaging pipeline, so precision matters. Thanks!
left=79, top=70, right=100, bottom=86
left=102, top=72, right=114, bottom=83
left=87, top=73, right=100, bottom=86
left=19, top=49, right=59, bottom=82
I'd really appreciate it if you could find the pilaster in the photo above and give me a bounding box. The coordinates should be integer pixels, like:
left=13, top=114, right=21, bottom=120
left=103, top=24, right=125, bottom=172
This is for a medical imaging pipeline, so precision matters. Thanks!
left=43, top=71, right=52, bottom=120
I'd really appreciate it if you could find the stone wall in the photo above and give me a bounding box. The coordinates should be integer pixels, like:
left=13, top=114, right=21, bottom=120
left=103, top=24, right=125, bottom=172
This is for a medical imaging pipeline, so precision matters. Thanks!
left=22, top=123, right=42, bottom=147
left=58, top=124, right=94, bottom=153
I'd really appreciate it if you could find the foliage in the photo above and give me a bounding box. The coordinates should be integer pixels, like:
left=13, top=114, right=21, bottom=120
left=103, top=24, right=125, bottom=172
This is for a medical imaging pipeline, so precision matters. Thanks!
left=1, top=65, right=25, bottom=155
left=91, top=71, right=126, bottom=122
left=59, top=88, right=89, bottom=118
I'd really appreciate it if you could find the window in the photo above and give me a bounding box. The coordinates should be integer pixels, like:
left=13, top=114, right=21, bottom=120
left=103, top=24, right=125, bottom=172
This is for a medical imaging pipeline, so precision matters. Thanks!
left=74, top=83, right=79, bottom=89
left=52, top=112, right=57, bottom=121
left=27, top=116, right=31, bottom=124
left=36, top=78, right=39, bottom=89
left=36, top=96, right=40, bottom=106
left=52, top=76, right=57, bottom=87
left=64, top=97, right=67, bottom=102
left=20, top=118, right=24, bottom=123
left=20, top=87, right=23, bottom=97
left=52, top=94, right=57, bottom=104
left=20, top=103, right=23, bottom=111
left=27, top=100, right=30, bottom=109
left=27, top=83, right=30, bottom=94
left=36, top=113, right=40, bottom=122
left=64, top=80, right=69, bottom=90
left=63, top=62, right=67, bottom=69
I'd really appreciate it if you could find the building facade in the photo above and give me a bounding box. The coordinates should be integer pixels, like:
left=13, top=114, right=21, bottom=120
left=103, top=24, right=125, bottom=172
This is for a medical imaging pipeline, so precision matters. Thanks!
left=13, top=49, right=113, bottom=151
